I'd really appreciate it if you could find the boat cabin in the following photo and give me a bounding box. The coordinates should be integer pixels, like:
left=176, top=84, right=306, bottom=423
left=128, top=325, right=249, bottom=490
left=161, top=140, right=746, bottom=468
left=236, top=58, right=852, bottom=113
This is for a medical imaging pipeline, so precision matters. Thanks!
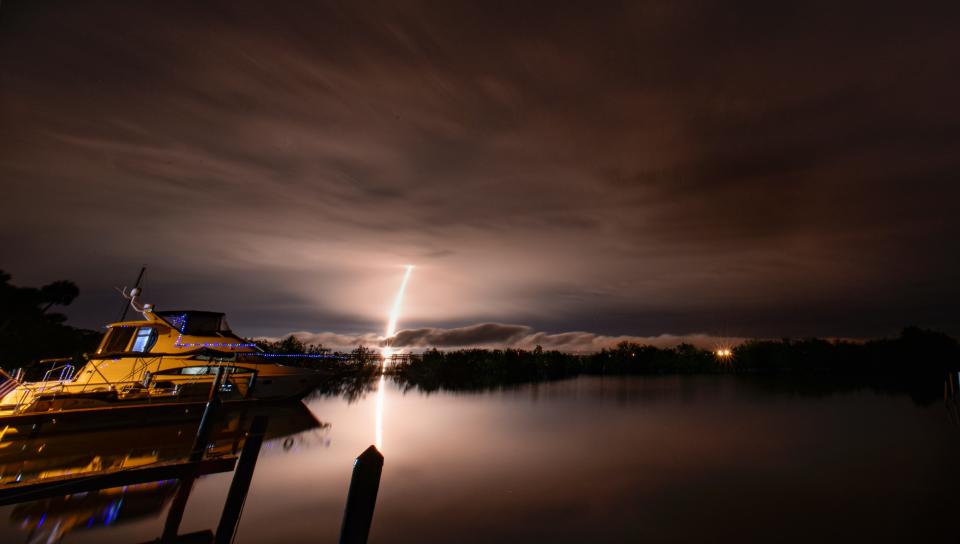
left=95, top=310, right=259, bottom=357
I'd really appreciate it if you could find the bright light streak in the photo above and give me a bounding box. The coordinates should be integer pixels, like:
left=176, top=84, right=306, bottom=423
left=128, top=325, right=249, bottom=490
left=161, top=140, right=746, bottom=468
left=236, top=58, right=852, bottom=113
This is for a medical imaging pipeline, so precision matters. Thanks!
left=382, top=264, right=414, bottom=359
left=376, top=264, right=414, bottom=451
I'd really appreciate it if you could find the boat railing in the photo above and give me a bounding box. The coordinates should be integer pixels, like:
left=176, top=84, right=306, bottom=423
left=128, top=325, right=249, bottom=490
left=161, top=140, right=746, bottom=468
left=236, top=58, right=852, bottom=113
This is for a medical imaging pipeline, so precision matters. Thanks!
left=40, top=364, right=76, bottom=384
left=9, top=368, right=249, bottom=416
left=29, top=364, right=77, bottom=400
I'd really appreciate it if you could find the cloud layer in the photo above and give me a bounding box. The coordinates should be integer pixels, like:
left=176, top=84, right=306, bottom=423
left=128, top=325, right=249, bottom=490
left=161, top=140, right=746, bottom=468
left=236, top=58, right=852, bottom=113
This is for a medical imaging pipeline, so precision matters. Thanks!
left=274, top=323, right=745, bottom=353
left=2, top=1, right=959, bottom=338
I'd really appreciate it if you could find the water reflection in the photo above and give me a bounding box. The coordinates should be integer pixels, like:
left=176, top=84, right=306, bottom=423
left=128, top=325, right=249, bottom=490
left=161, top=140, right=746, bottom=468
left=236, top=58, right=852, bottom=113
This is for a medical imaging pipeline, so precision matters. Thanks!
left=14, top=481, right=176, bottom=543
left=1, top=376, right=958, bottom=543
left=0, top=402, right=325, bottom=543
left=375, top=375, right=386, bottom=451
left=0, top=403, right=321, bottom=487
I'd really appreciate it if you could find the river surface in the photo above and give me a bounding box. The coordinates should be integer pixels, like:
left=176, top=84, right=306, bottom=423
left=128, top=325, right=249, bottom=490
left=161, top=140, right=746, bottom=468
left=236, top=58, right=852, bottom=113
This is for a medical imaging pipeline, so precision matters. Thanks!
left=1, top=375, right=958, bottom=543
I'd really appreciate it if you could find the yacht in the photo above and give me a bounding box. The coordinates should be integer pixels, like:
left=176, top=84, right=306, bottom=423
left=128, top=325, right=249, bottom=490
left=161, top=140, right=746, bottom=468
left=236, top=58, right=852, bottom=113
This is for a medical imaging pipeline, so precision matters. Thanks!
left=0, top=290, right=325, bottom=417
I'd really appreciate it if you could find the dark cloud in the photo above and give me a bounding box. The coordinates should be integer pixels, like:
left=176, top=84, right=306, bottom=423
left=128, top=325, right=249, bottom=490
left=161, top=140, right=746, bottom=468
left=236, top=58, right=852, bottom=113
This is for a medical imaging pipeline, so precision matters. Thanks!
left=392, top=323, right=531, bottom=348
left=1, top=0, right=959, bottom=338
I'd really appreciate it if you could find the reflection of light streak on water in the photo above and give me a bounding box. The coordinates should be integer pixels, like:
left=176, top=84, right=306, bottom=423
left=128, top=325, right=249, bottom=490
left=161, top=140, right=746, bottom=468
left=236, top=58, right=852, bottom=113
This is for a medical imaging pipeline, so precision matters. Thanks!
left=382, top=265, right=414, bottom=359
left=375, top=374, right=385, bottom=450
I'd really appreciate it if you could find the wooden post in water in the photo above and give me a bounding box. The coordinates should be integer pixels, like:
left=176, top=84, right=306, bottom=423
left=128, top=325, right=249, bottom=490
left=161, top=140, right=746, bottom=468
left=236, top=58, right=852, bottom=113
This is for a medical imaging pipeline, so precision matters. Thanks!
left=214, top=415, right=269, bottom=544
left=339, top=445, right=384, bottom=544
left=191, top=365, right=226, bottom=462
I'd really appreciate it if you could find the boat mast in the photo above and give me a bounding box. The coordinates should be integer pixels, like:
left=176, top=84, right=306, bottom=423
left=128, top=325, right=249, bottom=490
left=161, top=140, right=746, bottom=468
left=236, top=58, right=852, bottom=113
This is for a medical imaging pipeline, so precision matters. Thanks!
left=118, top=265, right=147, bottom=322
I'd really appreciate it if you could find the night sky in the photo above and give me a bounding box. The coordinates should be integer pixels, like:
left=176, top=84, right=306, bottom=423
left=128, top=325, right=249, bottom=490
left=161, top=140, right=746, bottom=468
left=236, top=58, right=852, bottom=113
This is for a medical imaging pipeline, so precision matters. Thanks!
left=2, top=1, right=959, bottom=349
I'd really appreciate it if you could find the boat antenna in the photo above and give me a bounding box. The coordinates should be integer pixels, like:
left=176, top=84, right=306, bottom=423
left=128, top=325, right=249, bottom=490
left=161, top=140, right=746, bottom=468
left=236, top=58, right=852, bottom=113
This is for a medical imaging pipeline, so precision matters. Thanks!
left=117, top=265, right=147, bottom=321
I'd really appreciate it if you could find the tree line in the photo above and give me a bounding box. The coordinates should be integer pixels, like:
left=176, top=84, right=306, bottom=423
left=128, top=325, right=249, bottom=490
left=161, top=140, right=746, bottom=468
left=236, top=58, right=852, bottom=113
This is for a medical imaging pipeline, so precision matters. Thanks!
left=389, top=329, right=959, bottom=403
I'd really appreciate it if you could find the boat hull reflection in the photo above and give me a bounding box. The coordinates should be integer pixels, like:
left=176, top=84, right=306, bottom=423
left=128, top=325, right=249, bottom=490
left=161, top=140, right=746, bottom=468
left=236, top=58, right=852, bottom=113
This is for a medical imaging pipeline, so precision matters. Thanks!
left=0, top=401, right=322, bottom=487
left=13, top=480, right=177, bottom=541
left=0, top=401, right=325, bottom=543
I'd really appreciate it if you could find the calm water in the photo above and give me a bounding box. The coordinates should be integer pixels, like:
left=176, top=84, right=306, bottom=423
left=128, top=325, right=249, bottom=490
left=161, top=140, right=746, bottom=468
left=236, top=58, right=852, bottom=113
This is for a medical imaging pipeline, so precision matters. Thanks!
left=2, top=375, right=959, bottom=543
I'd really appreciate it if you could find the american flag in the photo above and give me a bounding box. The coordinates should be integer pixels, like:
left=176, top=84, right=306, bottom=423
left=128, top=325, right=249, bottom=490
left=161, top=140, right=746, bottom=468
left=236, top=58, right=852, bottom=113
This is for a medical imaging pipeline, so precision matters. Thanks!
left=0, top=370, right=21, bottom=399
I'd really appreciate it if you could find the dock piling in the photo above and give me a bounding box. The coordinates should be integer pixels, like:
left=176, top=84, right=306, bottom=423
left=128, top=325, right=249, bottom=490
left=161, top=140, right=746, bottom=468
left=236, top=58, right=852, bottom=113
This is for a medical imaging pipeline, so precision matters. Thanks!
left=215, top=415, right=269, bottom=544
left=339, top=445, right=384, bottom=544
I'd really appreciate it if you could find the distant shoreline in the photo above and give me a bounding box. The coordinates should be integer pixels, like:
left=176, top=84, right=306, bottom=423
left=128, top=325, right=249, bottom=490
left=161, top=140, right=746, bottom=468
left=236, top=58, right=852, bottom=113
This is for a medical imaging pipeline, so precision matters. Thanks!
left=280, top=327, right=960, bottom=405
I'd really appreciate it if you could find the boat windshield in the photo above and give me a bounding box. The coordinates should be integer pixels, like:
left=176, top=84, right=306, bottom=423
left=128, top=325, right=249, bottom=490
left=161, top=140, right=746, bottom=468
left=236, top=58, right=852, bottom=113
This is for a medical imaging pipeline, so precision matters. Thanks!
left=99, top=327, right=136, bottom=354
left=156, top=311, right=231, bottom=335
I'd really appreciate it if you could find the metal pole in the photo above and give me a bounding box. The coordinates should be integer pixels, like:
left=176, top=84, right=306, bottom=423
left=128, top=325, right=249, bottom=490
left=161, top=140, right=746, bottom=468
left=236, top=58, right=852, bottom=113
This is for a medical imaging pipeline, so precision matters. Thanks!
left=118, top=265, right=146, bottom=322
left=339, top=445, right=384, bottom=544
left=215, top=415, right=269, bottom=544
left=191, top=365, right=226, bottom=462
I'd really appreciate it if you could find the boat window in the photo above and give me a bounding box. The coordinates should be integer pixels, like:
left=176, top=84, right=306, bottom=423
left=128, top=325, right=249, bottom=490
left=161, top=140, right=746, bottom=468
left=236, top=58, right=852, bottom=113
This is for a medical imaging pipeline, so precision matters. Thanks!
left=131, top=327, right=159, bottom=352
left=99, top=327, right=136, bottom=354
left=177, top=365, right=253, bottom=375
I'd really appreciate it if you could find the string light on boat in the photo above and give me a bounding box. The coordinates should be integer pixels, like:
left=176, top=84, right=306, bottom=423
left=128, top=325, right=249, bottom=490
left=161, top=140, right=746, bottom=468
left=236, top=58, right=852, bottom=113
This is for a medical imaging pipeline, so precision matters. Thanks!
left=166, top=313, right=188, bottom=331
left=174, top=340, right=259, bottom=348
left=170, top=313, right=257, bottom=349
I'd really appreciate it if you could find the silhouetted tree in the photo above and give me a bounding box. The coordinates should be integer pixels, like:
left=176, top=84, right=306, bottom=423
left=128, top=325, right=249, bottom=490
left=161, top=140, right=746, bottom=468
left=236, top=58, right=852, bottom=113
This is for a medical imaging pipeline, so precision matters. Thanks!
left=0, top=270, right=100, bottom=369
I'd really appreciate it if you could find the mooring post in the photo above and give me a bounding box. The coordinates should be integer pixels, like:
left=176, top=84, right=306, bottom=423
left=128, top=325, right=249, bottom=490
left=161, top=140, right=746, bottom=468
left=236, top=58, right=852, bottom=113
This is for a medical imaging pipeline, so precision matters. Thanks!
left=191, top=365, right=226, bottom=461
left=339, top=445, right=384, bottom=544
left=214, top=415, right=269, bottom=544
